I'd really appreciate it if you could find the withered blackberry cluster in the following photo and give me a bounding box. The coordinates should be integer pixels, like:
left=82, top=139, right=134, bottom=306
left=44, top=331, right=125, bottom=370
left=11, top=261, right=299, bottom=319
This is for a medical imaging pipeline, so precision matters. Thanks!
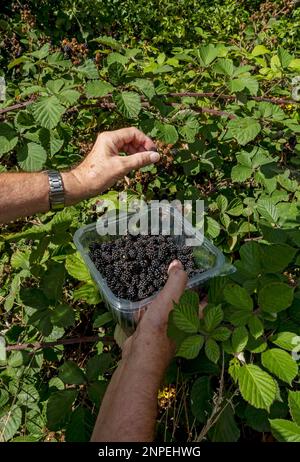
left=89, top=234, right=204, bottom=302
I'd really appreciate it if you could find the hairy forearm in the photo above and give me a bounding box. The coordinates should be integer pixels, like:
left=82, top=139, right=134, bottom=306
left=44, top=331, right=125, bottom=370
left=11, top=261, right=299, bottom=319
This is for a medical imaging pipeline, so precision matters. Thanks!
left=91, top=331, right=174, bottom=442
left=0, top=170, right=85, bottom=225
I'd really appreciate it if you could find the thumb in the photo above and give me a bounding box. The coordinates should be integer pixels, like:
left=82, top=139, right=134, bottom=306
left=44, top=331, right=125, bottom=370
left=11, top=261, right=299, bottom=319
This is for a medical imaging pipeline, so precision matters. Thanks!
left=159, top=260, right=188, bottom=306
left=121, top=150, right=160, bottom=173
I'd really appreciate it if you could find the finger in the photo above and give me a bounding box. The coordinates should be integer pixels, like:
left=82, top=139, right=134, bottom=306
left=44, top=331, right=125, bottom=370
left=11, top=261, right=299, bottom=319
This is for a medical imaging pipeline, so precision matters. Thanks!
left=121, top=150, right=160, bottom=172
left=107, top=127, right=156, bottom=152
left=159, top=260, right=188, bottom=305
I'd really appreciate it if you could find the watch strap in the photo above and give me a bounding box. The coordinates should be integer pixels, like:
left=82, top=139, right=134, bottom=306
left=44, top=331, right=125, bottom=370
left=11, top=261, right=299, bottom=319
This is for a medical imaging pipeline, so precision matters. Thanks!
left=45, top=170, right=65, bottom=211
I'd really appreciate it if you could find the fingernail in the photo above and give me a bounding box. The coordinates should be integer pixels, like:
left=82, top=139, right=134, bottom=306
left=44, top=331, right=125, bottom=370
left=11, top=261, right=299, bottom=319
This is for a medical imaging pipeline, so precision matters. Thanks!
left=150, top=151, right=160, bottom=163
left=168, top=259, right=184, bottom=274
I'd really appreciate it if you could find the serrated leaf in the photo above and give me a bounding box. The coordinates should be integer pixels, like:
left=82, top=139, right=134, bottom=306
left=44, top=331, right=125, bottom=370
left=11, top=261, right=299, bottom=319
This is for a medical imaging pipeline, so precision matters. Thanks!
left=65, top=406, right=94, bottom=442
left=214, top=58, right=234, bottom=76
left=251, top=45, right=270, bottom=56
left=261, top=349, right=298, bottom=385
left=232, top=326, right=249, bottom=353
left=224, top=283, right=253, bottom=311
left=173, top=291, right=200, bottom=333
left=58, top=361, right=86, bottom=385
left=270, top=419, right=300, bottom=442
left=17, top=142, right=47, bottom=171
left=51, top=304, right=75, bottom=328
left=0, top=123, right=18, bottom=156
left=86, top=354, right=112, bottom=382
left=73, top=282, right=101, bottom=305
left=132, top=79, right=155, bottom=100
left=65, top=253, right=91, bottom=282
left=209, top=404, right=240, bottom=442
left=46, top=390, right=77, bottom=431
left=231, top=164, right=253, bottom=182
left=93, top=312, right=113, bottom=328
left=257, top=199, right=278, bottom=223
left=0, top=406, right=22, bottom=442
left=176, top=335, right=204, bottom=359
left=197, top=44, right=218, bottom=66
left=114, top=91, right=141, bottom=119
left=211, top=326, right=231, bottom=341
left=205, top=338, right=220, bottom=363
left=248, top=316, right=264, bottom=339
left=32, top=95, right=65, bottom=129
left=238, top=364, right=276, bottom=411
left=288, top=391, right=300, bottom=426
left=227, top=117, right=261, bottom=145
left=270, top=332, right=298, bottom=351
left=85, top=80, right=114, bottom=98
left=190, top=376, right=212, bottom=423
left=228, top=357, right=241, bottom=383
left=204, top=305, right=223, bottom=332
left=258, top=283, right=294, bottom=313
left=155, top=121, right=179, bottom=144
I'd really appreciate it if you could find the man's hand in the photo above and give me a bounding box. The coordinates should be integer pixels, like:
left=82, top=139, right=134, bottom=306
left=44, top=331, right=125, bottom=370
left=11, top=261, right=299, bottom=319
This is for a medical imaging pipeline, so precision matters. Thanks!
left=62, top=127, right=159, bottom=205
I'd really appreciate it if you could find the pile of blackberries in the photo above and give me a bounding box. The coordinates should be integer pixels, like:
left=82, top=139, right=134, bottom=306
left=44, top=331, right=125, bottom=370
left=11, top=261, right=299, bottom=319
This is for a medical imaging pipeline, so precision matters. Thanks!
left=89, top=234, right=204, bottom=302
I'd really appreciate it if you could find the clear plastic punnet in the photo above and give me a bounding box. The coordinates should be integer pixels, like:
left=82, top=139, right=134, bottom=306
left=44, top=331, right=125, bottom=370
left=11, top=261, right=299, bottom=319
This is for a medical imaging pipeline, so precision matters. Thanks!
left=73, top=203, right=233, bottom=332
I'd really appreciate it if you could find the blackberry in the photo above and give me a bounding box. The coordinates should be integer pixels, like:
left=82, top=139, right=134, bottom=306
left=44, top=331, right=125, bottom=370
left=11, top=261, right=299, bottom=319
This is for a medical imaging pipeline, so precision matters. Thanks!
left=89, top=233, right=204, bottom=302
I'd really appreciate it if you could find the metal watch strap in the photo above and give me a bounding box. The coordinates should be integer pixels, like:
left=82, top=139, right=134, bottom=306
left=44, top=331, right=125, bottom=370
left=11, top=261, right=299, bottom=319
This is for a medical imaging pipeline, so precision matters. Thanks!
left=45, top=170, right=65, bottom=211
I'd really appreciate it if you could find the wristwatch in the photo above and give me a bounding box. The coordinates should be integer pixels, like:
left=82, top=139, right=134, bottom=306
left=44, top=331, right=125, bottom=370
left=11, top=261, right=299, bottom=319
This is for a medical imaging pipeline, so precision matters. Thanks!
left=45, top=170, right=65, bottom=211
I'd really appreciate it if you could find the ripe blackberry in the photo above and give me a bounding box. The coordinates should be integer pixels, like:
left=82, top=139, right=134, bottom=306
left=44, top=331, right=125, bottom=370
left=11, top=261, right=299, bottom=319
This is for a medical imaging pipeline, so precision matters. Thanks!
left=89, top=233, right=204, bottom=301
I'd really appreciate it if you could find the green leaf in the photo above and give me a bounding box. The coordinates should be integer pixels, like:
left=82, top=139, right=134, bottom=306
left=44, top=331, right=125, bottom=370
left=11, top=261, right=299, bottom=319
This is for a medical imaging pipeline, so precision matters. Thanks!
left=251, top=45, right=270, bottom=56
left=257, top=199, right=278, bottom=223
left=204, top=305, right=223, bottom=332
left=190, top=376, right=212, bottom=423
left=58, top=89, right=80, bottom=106
left=86, top=353, right=112, bottom=382
left=73, top=282, right=101, bottom=304
left=205, top=338, right=220, bottom=363
left=0, top=123, right=18, bottom=156
left=288, top=391, right=300, bottom=426
left=258, top=283, right=294, bottom=313
left=248, top=316, right=264, bottom=339
left=214, top=58, right=234, bottom=76
left=224, top=283, right=253, bottom=311
left=155, top=121, right=179, bottom=144
left=176, top=335, right=204, bottom=359
left=42, top=261, right=65, bottom=301
left=228, top=357, right=241, bottom=383
left=232, top=326, right=249, bottom=353
left=32, top=95, right=65, bottom=129
left=197, top=44, right=218, bottom=66
left=0, top=406, right=22, bottom=442
left=0, top=389, right=9, bottom=408
left=227, top=117, right=261, bottom=145
left=271, top=332, right=298, bottom=351
left=238, top=364, right=276, bottom=411
left=65, top=407, right=94, bottom=442
left=58, top=361, right=86, bottom=385
left=231, top=164, right=253, bottom=182
left=211, top=326, right=231, bottom=341
left=93, top=312, right=113, bottom=328
left=209, top=404, right=240, bottom=442
left=261, top=349, right=298, bottom=385
left=51, top=304, right=75, bottom=328
left=17, top=142, right=47, bottom=171
left=278, top=48, right=293, bottom=68
left=85, top=80, right=114, bottom=98
left=114, top=91, right=141, bottom=119
left=173, top=291, right=200, bottom=333
left=260, top=244, right=296, bottom=273
left=46, top=390, right=77, bottom=431
left=65, top=253, right=91, bottom=282
left=88, top=381, right=108, bottom=409
left=132, top=79, right=156, bottom=100
left=270, top=419, right=300, bottom=442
